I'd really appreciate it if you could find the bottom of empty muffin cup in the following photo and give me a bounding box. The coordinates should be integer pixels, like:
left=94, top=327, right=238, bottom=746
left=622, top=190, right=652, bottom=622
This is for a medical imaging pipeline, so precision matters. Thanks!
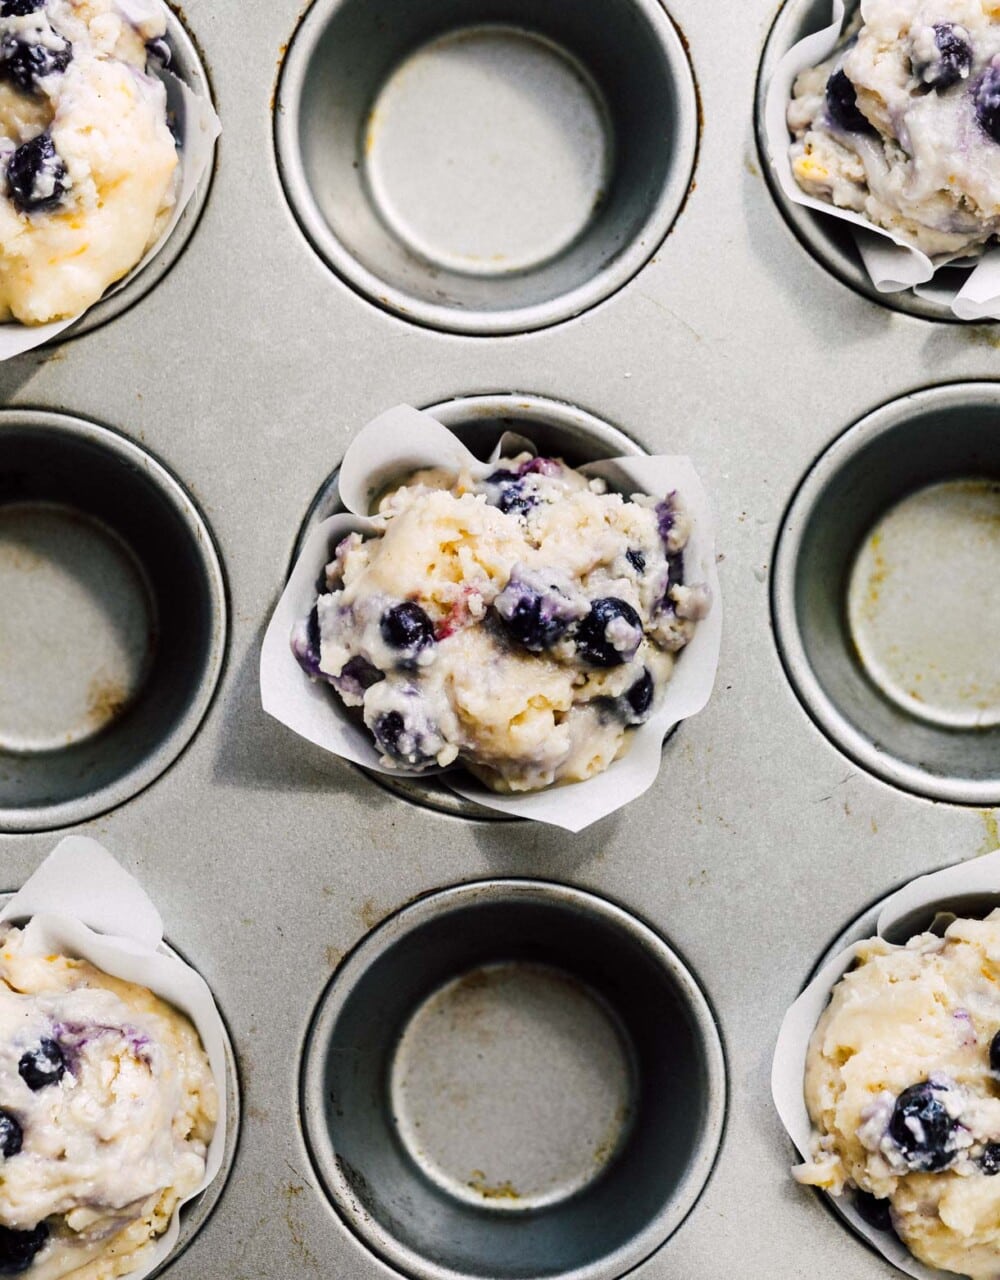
left=301, top=880, right=726, bottom=1280
left=0, top=412, right=227, bottom=833
left=773, top=848, right=1000, bottom=1280
left=260, top=400, right=722, bottom=831
left=757, top=0, right=1000, bottom=322
left=772, top=383, right=1000, bottom=805
left=0, top=836, right=238, bottom=1280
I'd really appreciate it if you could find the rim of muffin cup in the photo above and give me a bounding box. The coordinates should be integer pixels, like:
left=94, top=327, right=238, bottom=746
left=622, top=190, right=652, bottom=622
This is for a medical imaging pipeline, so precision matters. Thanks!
left=300, top=879, right=728, bottom=1280
left=755, top=0, right=973, bottom=324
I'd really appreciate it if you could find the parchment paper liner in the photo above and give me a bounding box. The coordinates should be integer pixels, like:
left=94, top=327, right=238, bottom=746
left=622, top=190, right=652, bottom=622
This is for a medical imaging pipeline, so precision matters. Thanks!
left=260, top=404, right=722, bottom=832
left=0, top=0, right=221, bottom=359
left=763, top=0, right=1000, bottom=321
left=0, top=835, right=231, bottom=1279
left=772, top=847, right=1000, bottom=1280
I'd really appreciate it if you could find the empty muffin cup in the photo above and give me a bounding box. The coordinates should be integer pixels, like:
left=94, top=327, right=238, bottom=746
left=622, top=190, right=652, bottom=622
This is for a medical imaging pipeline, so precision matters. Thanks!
left=275, top=0, right=697, bottom=334
left=772, top=383, right=1000, bottom=805
left=295, top=393, right=645, bottom=821
left=300, top=880, right=726, bottom=1280
left=756, top=0, right=968, bottom=323
left=0, top=411, right=227, bottom=832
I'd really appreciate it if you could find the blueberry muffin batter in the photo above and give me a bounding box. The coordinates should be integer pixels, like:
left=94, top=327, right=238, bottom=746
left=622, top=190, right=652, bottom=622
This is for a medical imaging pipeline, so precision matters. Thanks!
left=0, top=925, right=217, bottom=1278
left=292, top=454, right=710, bottom=793
left=0, top=0, right=178, bottom=324
left=788, top=0, right=1000, bottom=258
left=796, top=912, right=1000, bottom=1278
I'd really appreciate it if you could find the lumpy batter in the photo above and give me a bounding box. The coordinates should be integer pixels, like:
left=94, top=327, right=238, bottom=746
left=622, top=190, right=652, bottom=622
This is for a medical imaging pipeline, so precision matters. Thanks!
left=796, top=912, right=1000, bottom=1278
left=292, top=454, right=710, bottom=793
left=0, top=0, right=178, bottom=324
left=788, top=0, right=1000, bottom=258
left=0, top=926, right=217, bottom=1278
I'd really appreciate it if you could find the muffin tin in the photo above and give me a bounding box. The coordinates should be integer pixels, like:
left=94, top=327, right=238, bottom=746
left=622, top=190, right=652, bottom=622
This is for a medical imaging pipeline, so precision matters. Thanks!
left=1, top=0, right=999, bottom=1277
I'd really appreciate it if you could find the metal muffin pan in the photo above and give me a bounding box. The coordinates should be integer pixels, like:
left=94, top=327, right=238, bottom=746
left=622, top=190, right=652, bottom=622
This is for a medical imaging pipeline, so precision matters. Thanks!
left=1, top=0, right=999, bottom=1277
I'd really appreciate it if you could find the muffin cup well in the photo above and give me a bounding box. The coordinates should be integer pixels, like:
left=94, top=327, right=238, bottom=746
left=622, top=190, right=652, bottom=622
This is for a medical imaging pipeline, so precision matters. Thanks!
left=757, top=0, right=1000, bottom=322
left=274, top=0, right=697, bottom=335
left=771, top=384, right=1000, bottom=806
left=300, top=880, right=727, bottom=1280
left=772, top=848, right=1000, bottom=1280
left=0, top=411, right=227, bottom=833
left=0, top=836, right=239, bottom=1280
left=259, top=401, right=721, bottom=831
left=0, top=3, right=220, bottom=357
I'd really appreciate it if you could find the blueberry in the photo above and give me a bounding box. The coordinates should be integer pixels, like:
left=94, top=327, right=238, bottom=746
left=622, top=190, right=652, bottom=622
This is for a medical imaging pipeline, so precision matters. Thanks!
left=626, top=549, right=646, bottom=574
left=655, top=500, right=676, bottom=545
left=888, top=1081, right=959, bottom=1171
left=484, top=470, right=536, bottom=516
left=291, top=605, right=323, bottom=678
left=666, top=551, right=684, bottom=593
left=0, top=0, right=44, bottom=14
left=7, top=133, right=67, bottom=213
left=853, top=1189, right=893, bottom=1231
left=980, top=1142, right=1000, bottom=1175
left=0, top=1112, right=21, bottom=1160
left=0, top=28, right=71, bottom=93
left=974, top=63, right=1000, bottom=145
left=338, top=655, right=383, bottom=692
left=380, top=602, right=434, bottom=657
left=989, top=1029, right=1000, bottom=1074
left=0, top=1223, right=48, bottom=1274
left=494, top=576, right=580, bottom=652
left=371, top=709, right=436, bottom=768
left=919, top=23, right=973, bottom=90
left=623, top=669, right=654, bottom=723
left=575, top=598, right=643, bottom=668
left=826, top=68, right=876, bottom=134
left=18, top=1039, right=64, bottom=1091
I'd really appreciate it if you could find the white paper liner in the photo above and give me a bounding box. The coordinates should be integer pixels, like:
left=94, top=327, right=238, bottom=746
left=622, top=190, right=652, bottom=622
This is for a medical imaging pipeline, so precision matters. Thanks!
left=771, top=847, right=1000, bottom=1280
left=0, top=6, right=221, bottom=360
left=763, top=0, right=1000, bottom=320
left=0, top=835, right=230, bottom=1280
left=260, top=404, right=722, bottom=832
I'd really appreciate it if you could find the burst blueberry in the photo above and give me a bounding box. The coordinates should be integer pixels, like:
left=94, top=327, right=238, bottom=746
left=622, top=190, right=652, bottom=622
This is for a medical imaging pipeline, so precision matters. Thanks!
left=919, top=22, right=973, bottom=90
left=980, top=1142, right=1000, bottom=1175
left=888, top=1080, right=959, bottom=1172
left=575, top=598, right=643, bottom=668
left=626, top=549, right=646, bottom=574
left=826, top=68, right=876, bottom=134
left=337, top=655, right=383, bottom=694
left=494, top=576, right=581, bottom=652
left=623, top=669, right=654, bottom=723
left=0, top=0, right=45, bottom=13
left=371, top=709, right=436, bottom=768
left=0, top=1112, right=21, bottom=1160
left=18, top=1038, right=65, bottom=1091
left=974, top=63, right=1000, bottom=144
left=291, top=605, right=323, bottom=678
left=380, top=602, right=434, bottom=656
left=853, top=1189, right=893, bottom=1231
left=7, top=133, right=67, bottom=213
left=484, top=470, right=536, bottom=516
left=0, top=1223, right=48, bottom=1274
left=0, top=28, right=71, bottom=93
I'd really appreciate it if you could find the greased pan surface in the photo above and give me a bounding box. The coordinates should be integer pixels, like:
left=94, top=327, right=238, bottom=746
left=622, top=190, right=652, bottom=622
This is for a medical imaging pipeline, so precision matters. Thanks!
left=1, top=0, right=998, bottom=1277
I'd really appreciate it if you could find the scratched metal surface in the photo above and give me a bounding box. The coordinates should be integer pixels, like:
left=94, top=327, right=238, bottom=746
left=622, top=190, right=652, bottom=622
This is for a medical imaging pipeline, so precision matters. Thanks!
left=0, top=0, right=997, bottom=1276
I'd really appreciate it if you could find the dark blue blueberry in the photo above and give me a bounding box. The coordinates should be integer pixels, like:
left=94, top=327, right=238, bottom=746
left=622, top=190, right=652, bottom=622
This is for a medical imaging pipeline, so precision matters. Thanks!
left=380, top=602, right=434, bottom=656
left=0, top=1, right=45, bottom=14
left=626, top=549, right=646, bottom=574
left=484, top=470, right=536, bottom=516
left=0, top=1112, right=21, bottom=1160
left=494, top=578, right=578, bottom=652
left=7, top=134, right=67, bottom=213
left=0, top=1223, right=48, bottom=1274
left=655, top=501, right=676, bottom=545
left=371, top=710, right=436, bottom=768
left=624, top=669, right=654, bottom=723
left=975, top=63, right=1000, bottom=144
left=291, top=605, right=323, bottom=678
left=575, top=598, right=643, bottom=668
left=0, top=28, right=71, bottom=93
left=853, top=1189, right=893, bottom=1231
left=980, top=1142, right=1000, bottom=1175
left=989, top=1029, right=1000, bottom=1074
left=145, top=35, right=171, bottom=67
left=826, top=68, right=876, bottom=134
left=666, top=551, right=684, bottom=593
left=888, top=1081, right=958, bottom=1171
left=18, top=1039, right=64, bottom=1091
left=339, top=655, right=383, bottom=692
left=919, top=23, right=973, bottom=90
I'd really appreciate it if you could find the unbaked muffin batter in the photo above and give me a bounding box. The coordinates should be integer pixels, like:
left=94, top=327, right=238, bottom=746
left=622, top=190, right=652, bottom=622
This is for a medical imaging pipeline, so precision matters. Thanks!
left=0, top=0, right=178, bottom=324
left=0, top=926, right=217, bottom=1278
left=788, top=0, right=1000, bottom=258
left=797, top=911, right=1000, bottom=1278
left=292, top=454, right=710, bottom=793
